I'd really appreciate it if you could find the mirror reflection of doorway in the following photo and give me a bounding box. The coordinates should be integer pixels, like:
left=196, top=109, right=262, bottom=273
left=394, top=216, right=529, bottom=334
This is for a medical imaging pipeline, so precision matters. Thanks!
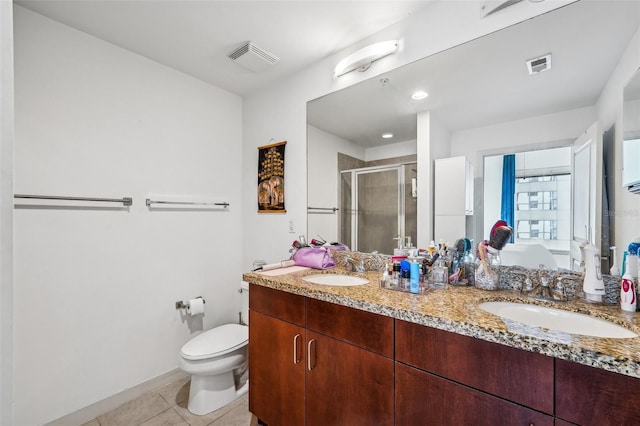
left=340, top=163, right=416, bottom=254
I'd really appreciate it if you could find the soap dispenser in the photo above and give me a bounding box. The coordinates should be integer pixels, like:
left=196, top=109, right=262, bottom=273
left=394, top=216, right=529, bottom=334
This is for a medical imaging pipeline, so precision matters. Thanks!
left=583, top=243, right=605, bottom=303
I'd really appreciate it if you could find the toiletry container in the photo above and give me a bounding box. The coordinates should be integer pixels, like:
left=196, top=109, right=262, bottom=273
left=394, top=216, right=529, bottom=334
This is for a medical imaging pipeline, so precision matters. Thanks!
left=583, top=243, right=605, bottom=302
left=410, top=260, right=420, bottom=293
left=620, top=272, right=637, bottom=312
left=610, top=246, right=620, bottom=276
left=475, top=244, right=500, bottom=290
left=178, top=282, right=249, bottom=415
left=429, top=258, right=448, bottom=290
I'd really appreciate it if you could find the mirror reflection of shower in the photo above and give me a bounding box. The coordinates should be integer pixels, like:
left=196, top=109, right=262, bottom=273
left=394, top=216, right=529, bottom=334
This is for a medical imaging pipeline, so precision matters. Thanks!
left=340, top=160, right=417, bottom=254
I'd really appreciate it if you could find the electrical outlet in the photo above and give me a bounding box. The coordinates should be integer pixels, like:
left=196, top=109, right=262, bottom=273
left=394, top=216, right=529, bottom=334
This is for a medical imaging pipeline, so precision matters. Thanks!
left=288, top=219, right=295, bottom=233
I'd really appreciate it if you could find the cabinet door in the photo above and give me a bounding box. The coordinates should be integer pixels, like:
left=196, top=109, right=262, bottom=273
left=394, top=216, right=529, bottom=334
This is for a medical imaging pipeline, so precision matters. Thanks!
left=556, top=359, right=640, bottom=425
left=306, top=297, right=394, bottom=357
left=465, top=158, right=474, bottom=215
left=434, top=156, right=467, bottom=216
left=305, top=331, right=394, bottom=426
left=396, top=320, right=554, bottom=414
left=249, top=310, right=305, bottom=426
left=396, top=363, right=553, bottom=426
left=249, top=283, right=305, bottom=326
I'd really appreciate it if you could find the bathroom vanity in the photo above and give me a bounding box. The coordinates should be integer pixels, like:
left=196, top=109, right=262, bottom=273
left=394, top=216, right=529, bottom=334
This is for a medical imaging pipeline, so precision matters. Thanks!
left=243, top=268, right=640, bottom=425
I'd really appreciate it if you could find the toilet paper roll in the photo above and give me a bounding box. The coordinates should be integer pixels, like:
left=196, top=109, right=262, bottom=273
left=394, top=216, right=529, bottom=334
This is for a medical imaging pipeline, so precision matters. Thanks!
left=186, top=298, right=205, bottom=316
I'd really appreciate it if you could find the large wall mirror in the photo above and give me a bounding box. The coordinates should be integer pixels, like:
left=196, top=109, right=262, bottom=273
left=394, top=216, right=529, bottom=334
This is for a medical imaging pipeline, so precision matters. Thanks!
left=623, top=69, right=640, bottom=190
left=307, top=1, right=639, bottom=264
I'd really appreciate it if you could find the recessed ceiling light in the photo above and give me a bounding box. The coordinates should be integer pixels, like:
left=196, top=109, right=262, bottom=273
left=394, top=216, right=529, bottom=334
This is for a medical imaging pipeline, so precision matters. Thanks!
left=411, top=90, right=429, bottom=100
left=382, top=133, right=394, bottom=139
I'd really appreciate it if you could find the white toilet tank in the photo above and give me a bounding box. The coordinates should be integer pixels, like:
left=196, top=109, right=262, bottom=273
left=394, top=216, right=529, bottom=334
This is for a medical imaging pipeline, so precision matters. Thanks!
left=240, top=281, right=249, bottom=325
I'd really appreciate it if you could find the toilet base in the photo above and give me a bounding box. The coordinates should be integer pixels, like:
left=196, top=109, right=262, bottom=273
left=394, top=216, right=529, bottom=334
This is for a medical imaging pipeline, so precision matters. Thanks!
left=187, top=371, right=249, bottom=415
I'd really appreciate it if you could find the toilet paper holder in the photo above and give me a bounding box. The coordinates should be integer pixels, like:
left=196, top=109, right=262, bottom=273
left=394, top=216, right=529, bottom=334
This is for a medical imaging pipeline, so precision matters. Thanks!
left=175, top=296, right=206, bottom=310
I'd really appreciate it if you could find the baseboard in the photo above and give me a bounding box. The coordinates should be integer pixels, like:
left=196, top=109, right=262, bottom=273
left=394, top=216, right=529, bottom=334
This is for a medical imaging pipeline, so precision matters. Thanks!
left=45, top=369, right=188, bottom=426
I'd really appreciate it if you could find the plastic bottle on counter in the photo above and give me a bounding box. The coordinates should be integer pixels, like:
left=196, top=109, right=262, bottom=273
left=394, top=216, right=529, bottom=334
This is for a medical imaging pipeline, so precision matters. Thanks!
left=621, top=272, right=637, bottom=313
left=410, top=260, right=420, bottom=294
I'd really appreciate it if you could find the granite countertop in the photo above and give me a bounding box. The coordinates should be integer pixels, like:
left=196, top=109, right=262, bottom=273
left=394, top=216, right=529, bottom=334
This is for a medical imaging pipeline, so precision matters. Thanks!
left=243, top=267, right=640, bottom=379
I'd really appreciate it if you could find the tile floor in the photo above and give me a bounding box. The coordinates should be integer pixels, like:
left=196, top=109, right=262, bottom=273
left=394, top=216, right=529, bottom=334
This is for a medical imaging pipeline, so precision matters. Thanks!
left=80, top=377, right=258, bottom=426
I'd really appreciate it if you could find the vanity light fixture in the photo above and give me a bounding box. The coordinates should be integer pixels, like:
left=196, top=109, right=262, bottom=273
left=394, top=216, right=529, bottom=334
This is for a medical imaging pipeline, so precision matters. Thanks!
left=334, top=40, right=399, bottom=77
left=411, top=90, right=429, bottom=100
left=382, top=133, right=394, bottom=139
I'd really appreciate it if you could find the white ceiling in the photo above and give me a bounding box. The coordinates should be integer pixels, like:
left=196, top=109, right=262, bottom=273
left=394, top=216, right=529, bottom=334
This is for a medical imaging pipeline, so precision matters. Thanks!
left=15, top=0, right=433, bottom=96
left=307, top=0, right=640, bottom=147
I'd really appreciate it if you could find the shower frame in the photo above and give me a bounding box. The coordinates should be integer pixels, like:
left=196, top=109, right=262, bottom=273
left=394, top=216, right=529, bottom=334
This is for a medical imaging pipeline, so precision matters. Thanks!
left=339, top=162, right=416, bottom=254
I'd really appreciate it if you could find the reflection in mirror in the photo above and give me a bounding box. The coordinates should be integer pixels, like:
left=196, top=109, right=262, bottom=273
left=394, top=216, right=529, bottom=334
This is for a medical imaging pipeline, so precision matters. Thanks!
left=307, top=1, right=640, bottom=263
left=339, top=159, right=416, bottom=254
left=484, top=147, right=571, bottom=269
left=623, top=69, right=640, bottom=192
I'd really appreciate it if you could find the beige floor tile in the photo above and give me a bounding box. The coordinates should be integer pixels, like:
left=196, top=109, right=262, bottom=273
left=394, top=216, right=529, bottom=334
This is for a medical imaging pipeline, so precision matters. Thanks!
left=140, top=408, right=189, bottom=426
left=79, top=419, right=100, bottom=426
left=97, top=393, right=170, bottom=426
left=172, top=395, right=242, bottom=426
left=207, top=402, right=253, bottom=426
left=157, top=377, right=190, bottom=406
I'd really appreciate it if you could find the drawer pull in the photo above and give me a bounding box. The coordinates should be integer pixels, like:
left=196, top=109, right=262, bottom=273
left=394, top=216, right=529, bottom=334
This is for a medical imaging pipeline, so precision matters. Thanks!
left=293, top=334, right=301, bottom=364
left=307, top=339, right=316, bottom=371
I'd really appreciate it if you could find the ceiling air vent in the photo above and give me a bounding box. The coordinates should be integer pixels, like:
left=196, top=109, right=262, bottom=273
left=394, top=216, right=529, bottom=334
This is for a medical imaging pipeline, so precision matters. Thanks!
left=228, top=42, right=279, bottom=73
left=527, top=54, right=552, bottom=75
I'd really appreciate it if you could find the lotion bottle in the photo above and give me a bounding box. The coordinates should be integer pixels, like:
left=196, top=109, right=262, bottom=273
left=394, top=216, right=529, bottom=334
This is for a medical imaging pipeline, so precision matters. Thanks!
left=620, top=272, right=637, bottom=312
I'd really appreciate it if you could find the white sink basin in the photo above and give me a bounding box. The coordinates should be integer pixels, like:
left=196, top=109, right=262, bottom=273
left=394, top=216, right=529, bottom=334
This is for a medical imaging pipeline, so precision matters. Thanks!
left=302, top=274, right=369, bottom=286
left=479, top=301, right=637, bottom=339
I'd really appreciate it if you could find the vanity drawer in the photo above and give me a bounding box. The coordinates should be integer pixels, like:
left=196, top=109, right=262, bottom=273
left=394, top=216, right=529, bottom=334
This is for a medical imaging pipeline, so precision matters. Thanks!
left=306, top=297, right=394, bottom=357
left=395, top=363, right=553, bottom=426
left=249, top=283, right=305, bottom=326
left=556, top=359, right=640, bottom=424
left=395, top=319, right=554, bottom=414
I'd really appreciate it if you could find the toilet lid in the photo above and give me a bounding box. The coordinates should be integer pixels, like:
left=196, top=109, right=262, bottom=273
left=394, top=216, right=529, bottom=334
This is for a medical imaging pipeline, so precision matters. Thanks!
left=181, top=324, right=248, bottom=361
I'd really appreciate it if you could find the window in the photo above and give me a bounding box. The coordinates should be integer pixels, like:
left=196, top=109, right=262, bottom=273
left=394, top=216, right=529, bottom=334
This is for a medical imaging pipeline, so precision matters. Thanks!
left=514, top=173, right=569, bottom=245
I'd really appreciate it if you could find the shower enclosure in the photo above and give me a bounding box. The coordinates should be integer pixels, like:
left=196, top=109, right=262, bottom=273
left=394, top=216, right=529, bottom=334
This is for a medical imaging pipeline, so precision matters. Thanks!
left=339, top=163, right=417, bottom=254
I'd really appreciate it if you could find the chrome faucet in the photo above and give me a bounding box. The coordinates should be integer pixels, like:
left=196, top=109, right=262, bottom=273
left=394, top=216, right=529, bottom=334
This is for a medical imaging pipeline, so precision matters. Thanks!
left=344, top=256, right=365, bottom=273
left=521, top=270, right=568, bottom=302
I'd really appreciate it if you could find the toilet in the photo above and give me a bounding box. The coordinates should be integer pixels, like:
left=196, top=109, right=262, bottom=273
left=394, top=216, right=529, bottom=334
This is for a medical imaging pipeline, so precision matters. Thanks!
left=179, top=282, right=249, bottom=415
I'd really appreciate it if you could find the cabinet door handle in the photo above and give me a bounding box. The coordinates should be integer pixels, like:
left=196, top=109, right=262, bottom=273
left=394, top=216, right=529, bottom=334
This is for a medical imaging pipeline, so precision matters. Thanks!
left=307, top=339, right=316, bottom=371
left=293, top=334, right=301, bottom=364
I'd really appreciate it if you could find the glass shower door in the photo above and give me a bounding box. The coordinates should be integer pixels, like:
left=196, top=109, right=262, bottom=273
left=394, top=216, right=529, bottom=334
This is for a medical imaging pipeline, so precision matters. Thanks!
left=339, top=163, right=416, bottom=254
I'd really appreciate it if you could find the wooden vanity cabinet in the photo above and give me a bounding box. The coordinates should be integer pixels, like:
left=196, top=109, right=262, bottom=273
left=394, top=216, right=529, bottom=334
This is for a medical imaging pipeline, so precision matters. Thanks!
left=305, top=298, right=394, bottom=426
left=248, top=285, right=306, bottom=426
left=248, top=284, right=394, bottom=426
left=556, top=358, right=640, bottom=425
left=396, top=363, right=553, bottom=426
left=395, top=319, right=554, bottom=424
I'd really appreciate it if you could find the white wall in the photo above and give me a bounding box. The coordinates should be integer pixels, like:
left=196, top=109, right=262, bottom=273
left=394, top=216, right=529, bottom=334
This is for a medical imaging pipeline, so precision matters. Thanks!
left=307, top=125, right=363, bottom=243
left=14, top=7, right=243, bottom=425
left=242, top=0, right=573, bottom=268
left=597, top=26, right=640, bottom=249
left=0, top=1, right=14, bottom=424
left=365, top=139, right=416, bottom=162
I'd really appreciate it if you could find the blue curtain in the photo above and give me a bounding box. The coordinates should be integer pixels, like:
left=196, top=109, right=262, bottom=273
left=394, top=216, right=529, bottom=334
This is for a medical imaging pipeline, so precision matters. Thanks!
left=501, top=154, right=516, bottom=243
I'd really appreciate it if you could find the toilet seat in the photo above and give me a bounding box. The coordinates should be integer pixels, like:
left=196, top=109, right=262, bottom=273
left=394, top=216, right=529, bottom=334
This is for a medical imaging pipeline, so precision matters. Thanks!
left=181, top=324, right=248, bottom=361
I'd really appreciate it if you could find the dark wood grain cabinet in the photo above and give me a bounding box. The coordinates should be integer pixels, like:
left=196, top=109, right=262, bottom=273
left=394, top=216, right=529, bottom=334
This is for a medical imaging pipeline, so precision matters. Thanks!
left=248, top=284, right=394, bottom=426
left=556, top=358, right=640, bottom=425
left=396, top=363, right=553, bottom=426
left=248, top=285, right=306, bottom=426
left=395, top=319, right=554, bottom=425
left=249, top=283, right=640, bottom=425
